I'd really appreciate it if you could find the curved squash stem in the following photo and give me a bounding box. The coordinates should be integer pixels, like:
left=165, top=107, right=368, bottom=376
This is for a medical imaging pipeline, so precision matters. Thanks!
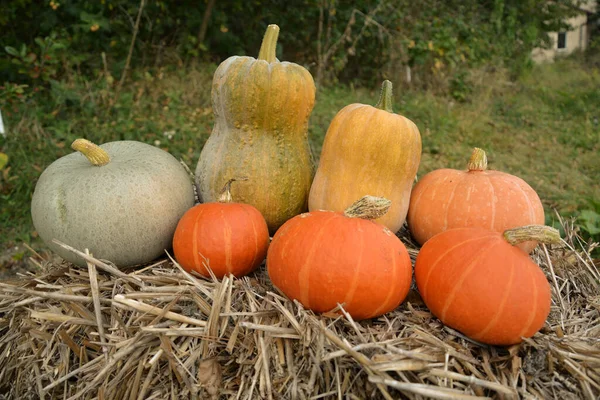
left=468, top=147, right=488, bottom=171
left=503, top=225, right=561, bottom=246
left=374, top=80, right=394, bottom=113
left=257, top=24, right=280, bottom=63
left=343, top=196, right=391, bottom=220
left=218, top=177, right=249, bottom=203
left=71, top=139, right=110, bottom=166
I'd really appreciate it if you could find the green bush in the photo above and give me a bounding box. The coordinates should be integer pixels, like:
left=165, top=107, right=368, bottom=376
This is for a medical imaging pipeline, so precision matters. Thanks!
left=0, top=0, right=588, bottom=91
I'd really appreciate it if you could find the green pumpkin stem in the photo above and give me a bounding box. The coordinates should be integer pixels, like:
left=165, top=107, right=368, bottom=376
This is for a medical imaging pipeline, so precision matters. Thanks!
left=257, top=24, right=280, bottom=63
left=343, top=196, right=391, bottom=220
left=218, top=177, right=249, bottom=203
left=468, top=148, right=488, bottom=171
left=503, top=225, right=561, bottom=246
left=71, top=139, right=110, bottom=166
left=374, top=80, right=394, bottom=113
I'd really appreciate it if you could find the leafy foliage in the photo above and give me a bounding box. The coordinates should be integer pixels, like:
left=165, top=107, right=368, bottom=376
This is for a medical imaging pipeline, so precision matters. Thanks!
left=577, top=199, right=600, bottom=255
left=0, top=1, right=598, bottom=250
left=0, top=0, right=589, bottom=91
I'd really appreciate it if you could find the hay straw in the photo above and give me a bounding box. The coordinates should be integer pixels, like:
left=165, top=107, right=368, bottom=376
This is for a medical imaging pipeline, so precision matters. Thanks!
left=0, top=219, right=599, bottom=399
left=84, top=249, right=108, bottom=359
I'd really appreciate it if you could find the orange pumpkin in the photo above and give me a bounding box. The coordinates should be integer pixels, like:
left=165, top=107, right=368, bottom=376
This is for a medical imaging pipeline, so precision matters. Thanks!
left=173, top=178, right=269, bottom=279
left=267, top=196, right=412, bottom=320
left=407, top=148, right=544, bottom=252
left=415, top=225, right=559, bottom=346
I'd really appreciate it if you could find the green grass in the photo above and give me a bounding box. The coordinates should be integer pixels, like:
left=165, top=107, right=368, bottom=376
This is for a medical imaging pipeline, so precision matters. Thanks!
left=1, top=59, right=599, bottom=252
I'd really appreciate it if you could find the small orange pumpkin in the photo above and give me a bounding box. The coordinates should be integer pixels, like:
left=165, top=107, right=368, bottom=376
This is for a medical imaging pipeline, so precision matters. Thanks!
left=407, top=148, right=544, bottom=252
left=415, top=225, right=559, bottom=346
left=267, top=196, right=412, bottom=320
left=173, top=178, right=270, bottom=279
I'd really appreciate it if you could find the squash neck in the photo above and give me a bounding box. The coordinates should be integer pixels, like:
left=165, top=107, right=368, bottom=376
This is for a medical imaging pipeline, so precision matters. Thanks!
left=71, top=139, right=110, bottom=166
left=343, top=196, right=391, bottom=220
left=374, top=80, right=394, bottom=113
left=467, top=148, right=487, bottom=171
left=503, top=225, right=561, bottom=246
left=218, top=177, right=248, bottom=203
left=257, top=24, right=280, bottom=63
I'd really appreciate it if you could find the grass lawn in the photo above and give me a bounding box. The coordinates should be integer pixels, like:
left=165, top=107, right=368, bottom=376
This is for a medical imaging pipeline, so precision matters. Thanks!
left=1, top=58, right=599, bottom=255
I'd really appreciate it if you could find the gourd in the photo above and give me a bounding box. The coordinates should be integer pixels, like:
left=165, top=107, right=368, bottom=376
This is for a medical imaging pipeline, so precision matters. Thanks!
left=195, top=24, right=315, bottom=234
left=407, top=148, right=545, bottom=252
left=172, top=178, right=270, bottom=279
left=415, top=225, right=560, bottom=346
left=267, top=196, right=412, bottom=320
left=308, top=80, right=422, bottom=233
left=31, top=138, right=195, bottom=267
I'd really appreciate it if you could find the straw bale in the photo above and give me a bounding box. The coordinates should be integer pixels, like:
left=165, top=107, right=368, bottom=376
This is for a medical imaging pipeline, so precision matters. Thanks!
left=0, top=219, right=598, bottom=399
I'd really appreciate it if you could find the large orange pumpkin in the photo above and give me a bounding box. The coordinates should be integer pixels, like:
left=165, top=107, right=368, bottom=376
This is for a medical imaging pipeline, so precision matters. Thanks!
left=173, top=178, right=269, bottom=279
left=407, top=148, right=544, bottom=252
left=415, top=225, right=560, bottom=346
left=267, top=196, right=412, bottom=320
left=308, top=80, right=422, bottom=233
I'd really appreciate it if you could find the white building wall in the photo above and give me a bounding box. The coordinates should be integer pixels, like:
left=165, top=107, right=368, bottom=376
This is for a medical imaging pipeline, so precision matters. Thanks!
left=532, top=1, right=596, bottom=63
left=532, top=14, right=590, bottom=63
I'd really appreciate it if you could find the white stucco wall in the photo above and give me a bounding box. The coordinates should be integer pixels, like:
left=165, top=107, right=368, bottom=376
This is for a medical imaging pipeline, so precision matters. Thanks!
left=532, top=13, right=591, bottom=63
left=532, top=1, right=596, bottom=63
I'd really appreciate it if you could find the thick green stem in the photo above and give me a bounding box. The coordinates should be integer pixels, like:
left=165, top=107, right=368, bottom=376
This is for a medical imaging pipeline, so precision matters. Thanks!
left=374, top=80, right=394, bottom=113
left=71, top=139, right=110, bottom=166
left=503, top=225, right=561, bottom=246
left=467, top=147, right=487, bottom=171
left=343, top=196, right=391, bottom=220
left=257, top=24, right=280, bottom=63
left=218, top=177, right=249, bottom=203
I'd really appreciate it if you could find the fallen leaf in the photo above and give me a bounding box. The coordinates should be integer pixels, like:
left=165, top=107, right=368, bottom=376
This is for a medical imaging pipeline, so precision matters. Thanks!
left=197, top=358, right=221, bottom=399
left=0, top=153, right=8, bottom=170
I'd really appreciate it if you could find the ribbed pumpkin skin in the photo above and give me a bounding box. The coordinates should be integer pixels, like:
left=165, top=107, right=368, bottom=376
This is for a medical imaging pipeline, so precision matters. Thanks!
left=196, top=55, right=316, bottom=234
left=407, top=168, right=544, bottom=252
left=415, top=228, right=551, bottom=346
left=267, top=210, right=412, bottom=320
left=172, top=202, right=269, bottom=279
left=308, top=102, right=422, bottom=233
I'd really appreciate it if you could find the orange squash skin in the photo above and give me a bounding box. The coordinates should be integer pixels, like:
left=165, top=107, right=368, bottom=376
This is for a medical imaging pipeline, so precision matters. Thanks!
left=407, top=151, right=544, bottom=252
left=415, top=227, right=551, bottom=346
left=267, top=210, right=412, bottom=320
left=173, top=202, right=269, bottom=279
left=308, top=82, right=422, bottom=234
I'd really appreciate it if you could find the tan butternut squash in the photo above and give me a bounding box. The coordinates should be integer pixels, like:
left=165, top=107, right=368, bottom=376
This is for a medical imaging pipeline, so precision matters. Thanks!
left=195, top=24, right=316, bottom=234
left=309, top=80, right=422, bottom=233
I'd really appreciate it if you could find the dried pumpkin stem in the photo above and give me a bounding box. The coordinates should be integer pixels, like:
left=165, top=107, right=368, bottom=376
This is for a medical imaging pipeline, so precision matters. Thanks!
left=343, top=196, right=391, bottom=220
left=374, top=80, right=394, bottom=113
left=218, top=177, right=249, bottom=203
left=503, top=225, right=561, bottom=246
left=71, top=139, right=110, bottom=166
left=257, top=24, right=280, bottom=63
left=467, top=147, right=487, bottom=171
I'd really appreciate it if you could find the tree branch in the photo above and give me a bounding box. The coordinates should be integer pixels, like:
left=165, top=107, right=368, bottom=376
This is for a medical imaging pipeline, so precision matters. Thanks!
left=197, top=0, right=217, bottom=44
left=117, top=0, right=145, bottom=93
left=315, top=0, right=389, bottom=87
